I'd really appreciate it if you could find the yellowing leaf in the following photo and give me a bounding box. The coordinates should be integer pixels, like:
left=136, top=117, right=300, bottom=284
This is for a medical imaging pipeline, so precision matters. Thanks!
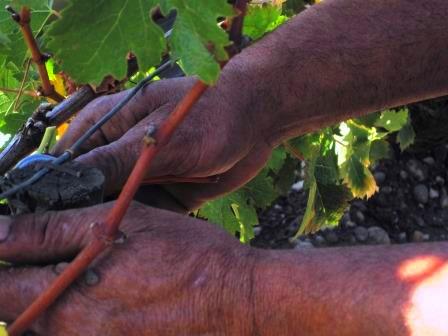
left=344, top=157, right=378, bottom=199
left=0, top=323, right=8, bottom=336
left=46, top=60, right=66, bottom=103
left=56, top=122, right=69, bottom=139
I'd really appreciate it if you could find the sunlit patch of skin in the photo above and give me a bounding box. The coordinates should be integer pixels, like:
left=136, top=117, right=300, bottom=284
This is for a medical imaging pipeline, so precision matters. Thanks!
left=398, top=256, right=448, bottom=335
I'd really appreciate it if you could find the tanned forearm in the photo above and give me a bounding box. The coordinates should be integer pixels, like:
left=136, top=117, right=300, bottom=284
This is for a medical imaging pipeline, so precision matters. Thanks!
left=253, top=242, right=448, bottom=335
left=225, top=0, right=448, bottom=146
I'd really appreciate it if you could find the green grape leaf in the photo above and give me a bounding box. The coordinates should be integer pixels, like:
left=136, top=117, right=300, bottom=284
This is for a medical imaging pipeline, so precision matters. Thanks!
left=243, top=4, right=287, bottom=40
left=200, top=191, right=258, bottom=242
left=289, top=133, right=320, bottom=160
left=200, top=148, right=286, bottom=241
left=346, top=120, right=371, bottom=144
left=375, top=108, right=409, bottom=132
left=314, top=147, right=338, bottom=185
left=46, top=0, right=233, bottom=85
left=45, top=0, right=166, bottom=86
left=298, top=180, right=352, bottom=235
left=200, top=195, right=241, bottom=235
left=369, top=139, right=391, bottom=162
left=241, top=170, right=277, bottom=209
left=397, top=116, right=415, bottom=151
left=343, top=156, right=378, bottom=199
left=158, top=0, right=234, bottom=84
left=0, top=30, right=9, bottom=45
left=273, top=155, right=297, bottom=194
left=315, top=182, right=352, bottom=225
left=355, top=112, right=381, bottom=128
left=266, top=146, right=287, bottom=174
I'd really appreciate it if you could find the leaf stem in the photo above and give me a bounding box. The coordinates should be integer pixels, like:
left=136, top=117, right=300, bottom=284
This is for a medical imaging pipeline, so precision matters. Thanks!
left=36, top=126, right=56, bottom=154
left=0, top=86, right=37, bottom=98
left=12, top=58, right=33, bottom=111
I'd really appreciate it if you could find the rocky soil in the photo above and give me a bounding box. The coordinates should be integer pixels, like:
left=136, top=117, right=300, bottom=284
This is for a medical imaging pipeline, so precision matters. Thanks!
left=252, top=99, right=448, bottom=250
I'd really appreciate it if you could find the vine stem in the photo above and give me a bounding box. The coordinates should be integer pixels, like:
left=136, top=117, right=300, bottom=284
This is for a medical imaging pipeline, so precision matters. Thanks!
left=8, top=2, right=247, bottom=333
left=0, top=87, right=37, bottom=98
left=9, top=6, right=64, bottom=102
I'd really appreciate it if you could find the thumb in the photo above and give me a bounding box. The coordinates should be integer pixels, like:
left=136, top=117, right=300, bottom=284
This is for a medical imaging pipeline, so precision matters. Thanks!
left=75, top=132, right=141, bottom=195
left=0, top=203, right=115, bottom=265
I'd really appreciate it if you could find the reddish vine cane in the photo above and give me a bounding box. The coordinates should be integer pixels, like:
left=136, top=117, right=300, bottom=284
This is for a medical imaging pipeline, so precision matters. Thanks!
left=6, top=6, right=64, bottom=103
left=7, top=2, right=248, bottom=335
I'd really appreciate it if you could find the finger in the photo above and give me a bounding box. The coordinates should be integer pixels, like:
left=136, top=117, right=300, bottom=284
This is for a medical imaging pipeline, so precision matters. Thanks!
left=0, top=265, right=58, bottom=324
left=163, top=142, right=273, bottom=210
left=52, top=78, right=191, bottom=157
left=73, top=105, right=191, bottom=195
left=0, top=203, right=115, bottom=264
left=52, top=92, right=127, bottom=156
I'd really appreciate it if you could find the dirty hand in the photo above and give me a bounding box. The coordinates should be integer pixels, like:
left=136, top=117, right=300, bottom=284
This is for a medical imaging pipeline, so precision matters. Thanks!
left=0, top=202, right=254, bottom=335
left=53, top=69, right=272, bottom=211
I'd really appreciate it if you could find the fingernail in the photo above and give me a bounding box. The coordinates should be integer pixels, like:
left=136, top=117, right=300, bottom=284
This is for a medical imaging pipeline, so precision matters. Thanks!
left=0, top=216, right=11, bottom=242
left=54, top=262, right=70, bottom=275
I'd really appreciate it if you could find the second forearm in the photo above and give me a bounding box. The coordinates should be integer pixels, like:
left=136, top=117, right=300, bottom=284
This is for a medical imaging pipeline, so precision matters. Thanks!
left=254, top=242, right=448, bottom=335
left=228, top=0, right=448, bottom=146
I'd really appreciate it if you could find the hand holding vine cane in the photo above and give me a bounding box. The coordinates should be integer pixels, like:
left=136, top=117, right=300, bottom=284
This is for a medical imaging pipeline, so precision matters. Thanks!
left=1, top=204, right=448, bottom=335
left=0, top=202, right=255, bottom=335
left=53, top=75, right=274, bottom=211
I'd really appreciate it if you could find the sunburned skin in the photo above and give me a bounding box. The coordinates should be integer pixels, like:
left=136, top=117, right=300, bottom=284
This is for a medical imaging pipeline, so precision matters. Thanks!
left=0, top=0, right=447, bottom=334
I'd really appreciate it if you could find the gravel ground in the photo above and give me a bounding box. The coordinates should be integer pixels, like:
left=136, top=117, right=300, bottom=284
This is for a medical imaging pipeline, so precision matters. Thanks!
left=252, top=99, right=448, bottom=250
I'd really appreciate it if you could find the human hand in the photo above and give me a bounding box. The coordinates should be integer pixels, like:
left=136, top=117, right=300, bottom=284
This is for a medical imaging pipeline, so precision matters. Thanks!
left=53, top=69, right=273, bottom=211
left=0, top=202, right=255, bottom=335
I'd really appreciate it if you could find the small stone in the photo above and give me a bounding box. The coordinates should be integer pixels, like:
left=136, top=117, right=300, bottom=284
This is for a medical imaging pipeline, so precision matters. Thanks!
left=295, top=240, right=314, bottom=249
left=381, top=186, right=393, bottom=194
left=441, top=191, right=448, bottom=208
left=406, top=159, right=426, bottom=181
left=429, top=188, right=440, bottom=199
left=84, top=269, right=100, bottom=286
left=345, top=220, right=357, bottom=228
left=354, top=211, right=365, bottom=224
left=367, top=226, right=391, bottom=245
left=413, top=216, right=426, bottom=227
left=398, top=232, right=407, bottom=243
left=274, top=204, right=282, bottom=210
left=314, top=235, right=326, bottom=246
left=413, top=184, right=429, bottom=204
left=436, top=176, right=445, bottom=185
left=374, top=171, right=386, bottom=185
left=253, top=227, right=262, bottom=236
left=412, top=230, right=429, bottom=242
left=324, top=231, right=339, bottom=244
left=400, top=170, right=408, bottom=180
left=434, top=145, right=448, bottom=163
left=354, top=226, right=368, bottom=242
left=352, top=201, right=367, bottom=212
left=422, top=157, right=435, bottom=165
left=291, top=181, right=304, bottom=192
